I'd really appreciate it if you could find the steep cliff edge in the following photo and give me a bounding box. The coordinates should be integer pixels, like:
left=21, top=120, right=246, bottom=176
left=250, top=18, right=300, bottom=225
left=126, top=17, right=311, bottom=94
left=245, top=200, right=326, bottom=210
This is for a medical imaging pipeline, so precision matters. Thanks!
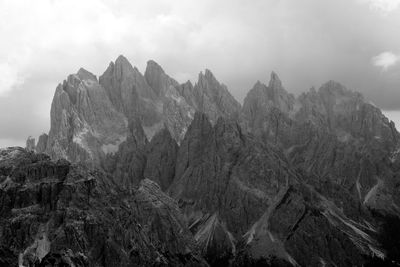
left=0, top=147, right=207, bottom=266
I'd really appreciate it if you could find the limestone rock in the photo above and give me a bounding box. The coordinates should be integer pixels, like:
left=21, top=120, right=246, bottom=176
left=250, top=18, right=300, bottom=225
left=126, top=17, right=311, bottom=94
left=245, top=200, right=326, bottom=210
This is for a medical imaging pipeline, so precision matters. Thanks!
left=99, top=55, right=162, bottom=140
left=25, top=136, right=35, bottom=152
left=36, top=133, right=48, bottom=154
left=47, top=67, right=128, bottom=165
left=191, top=70, right=241, bottom=124
left=169, top=112, right=290, bottom=238
left=144, top=127, right=178, bottom=191
left=0, top=147, right=207, bottom=266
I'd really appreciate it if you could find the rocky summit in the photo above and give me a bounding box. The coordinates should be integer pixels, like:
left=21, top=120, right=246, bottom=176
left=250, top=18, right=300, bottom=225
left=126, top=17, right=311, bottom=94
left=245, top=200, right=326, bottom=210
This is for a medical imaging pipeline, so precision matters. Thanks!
left=11, top=56, right=400, bottom=266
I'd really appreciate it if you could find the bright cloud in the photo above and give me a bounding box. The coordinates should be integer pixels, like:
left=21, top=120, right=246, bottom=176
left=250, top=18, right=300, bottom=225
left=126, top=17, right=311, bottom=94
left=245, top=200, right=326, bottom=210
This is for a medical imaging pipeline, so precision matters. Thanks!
left=372, top=52, right=400, bottom=70
left=0, top=0, right=131, bottom=96
left=360, top=0, right=400, bottom=14
left=0, top=63, right=21, bottom=95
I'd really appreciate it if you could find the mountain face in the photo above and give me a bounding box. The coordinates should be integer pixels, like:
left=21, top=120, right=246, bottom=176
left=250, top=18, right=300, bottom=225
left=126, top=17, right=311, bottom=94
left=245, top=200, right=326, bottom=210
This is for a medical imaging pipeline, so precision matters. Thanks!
left=47, top=68, right=128, bottom=165
left=0, top=147, right=207, bottom=266
left=241, top=74, right=400, bottom=216
left=42, top=56, right=239, bottom=167
left=16, top=56, right=400, bottom=266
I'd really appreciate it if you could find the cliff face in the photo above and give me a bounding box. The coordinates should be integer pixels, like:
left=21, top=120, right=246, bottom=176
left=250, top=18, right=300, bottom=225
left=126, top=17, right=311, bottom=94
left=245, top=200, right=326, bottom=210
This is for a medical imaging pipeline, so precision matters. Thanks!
left=0, top=147, right=206, bottom=267
left=39, top=56, right=239, bottom=167
left=18, top=58, right=400, bottom=266
left=241, top=73, right=400, bottom=217
left=47, top=68, right=128, bottom=165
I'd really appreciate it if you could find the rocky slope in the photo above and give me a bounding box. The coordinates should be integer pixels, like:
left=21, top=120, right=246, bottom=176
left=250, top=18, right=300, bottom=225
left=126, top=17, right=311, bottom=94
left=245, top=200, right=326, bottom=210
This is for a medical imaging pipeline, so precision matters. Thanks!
left=241, top=73, right=400, bottom=217
left=168, top=112, right=397, bottom=266
left=46, top=68, right=128, bottom=165
left=18, top=57, right=400, bottom=266
left=35, top=55, right=239, bottom=167
left=0, top=147, right=207, bottom=266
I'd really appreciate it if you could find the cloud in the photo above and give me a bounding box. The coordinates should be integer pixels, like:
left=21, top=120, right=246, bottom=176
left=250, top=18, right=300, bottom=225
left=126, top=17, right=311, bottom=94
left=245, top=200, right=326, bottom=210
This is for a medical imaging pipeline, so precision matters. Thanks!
left=360, top=0, right=400, bottom=14
left=0, top=0, right=131, bottom=96
left=372, top=51, right=400, bottom=70
left=0, top=63, right=23, bottom=96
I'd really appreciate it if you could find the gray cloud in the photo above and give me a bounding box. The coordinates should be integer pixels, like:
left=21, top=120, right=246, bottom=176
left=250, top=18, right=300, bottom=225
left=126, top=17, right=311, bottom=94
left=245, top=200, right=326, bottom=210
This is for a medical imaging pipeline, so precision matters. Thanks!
left=1, top=0, right=400, bottom=146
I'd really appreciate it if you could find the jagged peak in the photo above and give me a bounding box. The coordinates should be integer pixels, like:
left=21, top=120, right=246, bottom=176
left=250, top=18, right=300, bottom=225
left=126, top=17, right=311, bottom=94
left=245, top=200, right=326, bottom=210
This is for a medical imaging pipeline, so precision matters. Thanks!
left=253, top=80, right=267, bottom=90
left=318, top=80, right=364, bottom=101
left=111, top=54, right=135, bottom=74
left=319, top=80, right=347, bottom=93
left=115, top=54, right=131, bottom=66
left=198, top=68, right=217, bottom=83
left=77, top=68, right=97, bottom=81
left=244, top=81, right=267, bottom=100
left=145, top=59, right=165, bottom=75
left=183, top=80, right=193, bottom=88
left=101, top=55, right=143, bottom=82
left=268, top=71, right=282, bottom=90
left=204, top=68, right=214, bottom=77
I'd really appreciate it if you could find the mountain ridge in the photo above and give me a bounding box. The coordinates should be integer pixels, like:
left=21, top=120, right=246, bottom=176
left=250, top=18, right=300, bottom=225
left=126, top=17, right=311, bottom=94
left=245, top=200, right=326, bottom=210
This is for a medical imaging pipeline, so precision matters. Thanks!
left=15, top=55, right=400, bottom=266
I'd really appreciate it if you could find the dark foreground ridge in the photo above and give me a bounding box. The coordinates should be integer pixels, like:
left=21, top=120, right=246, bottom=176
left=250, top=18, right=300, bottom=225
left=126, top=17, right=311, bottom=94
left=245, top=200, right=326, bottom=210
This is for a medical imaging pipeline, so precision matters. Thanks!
left=0, top=147, right=207, bottom=266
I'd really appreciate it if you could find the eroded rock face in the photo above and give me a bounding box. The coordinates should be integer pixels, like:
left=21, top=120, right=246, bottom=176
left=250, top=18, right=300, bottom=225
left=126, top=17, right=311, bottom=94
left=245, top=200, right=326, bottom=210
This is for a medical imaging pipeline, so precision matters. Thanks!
left=35, top=133, right=48, bottom=154
left=241, top=73, right=400, bottom=217
left=169, top=113, right=292, bottom=255
left=99, top=56, right=162, bottom=140
left=236, top=72, right=400, bottom=265
left=0, top=147, right=206, bottom=267
left=144, top=127, right=178, bottom=191
left=191, top=70, right=241, bottom=124
left=103, top=119, right=148, bottom=189
left=240, top=184, right=383, bottom=266
left=16, top=60, right=400, bottom=266
left=25, top=136, right=35, bottom=152
left=43, top=56, right=239, bottom=168
left=47, top=68, right=128, bottom=165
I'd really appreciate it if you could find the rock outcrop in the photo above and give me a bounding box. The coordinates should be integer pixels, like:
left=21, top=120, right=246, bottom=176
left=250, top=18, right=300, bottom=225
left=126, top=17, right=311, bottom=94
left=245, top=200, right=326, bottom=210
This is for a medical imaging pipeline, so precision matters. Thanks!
left=39, top=56, right=240, bottom=168
left=168, top=112, right=292, bottom=264
left=241, top=73, right=400, bottom=216
left=16, top=59, right=400, bottom=266
left=25, top=136, right=35, bottom=152
left=46, top=68, right=128, bottom=165
left=35, top=133, right=48, bottom=154
left=0, top=147, right=207, bottom=266
left=143, top=127, right=178, bottom=191
left=191, top=70, right=241, bottom=124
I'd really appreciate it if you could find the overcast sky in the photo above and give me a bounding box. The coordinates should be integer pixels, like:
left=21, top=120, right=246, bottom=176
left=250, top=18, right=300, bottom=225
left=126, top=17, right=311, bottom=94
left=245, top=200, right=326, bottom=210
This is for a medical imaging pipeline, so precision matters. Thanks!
left=1, top=0, right=400, bottom=147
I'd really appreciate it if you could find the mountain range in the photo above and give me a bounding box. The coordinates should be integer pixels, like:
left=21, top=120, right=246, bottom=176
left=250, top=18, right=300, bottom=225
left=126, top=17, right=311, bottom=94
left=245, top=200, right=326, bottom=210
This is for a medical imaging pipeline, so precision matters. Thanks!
left=2, top=55, right=400, bottom=266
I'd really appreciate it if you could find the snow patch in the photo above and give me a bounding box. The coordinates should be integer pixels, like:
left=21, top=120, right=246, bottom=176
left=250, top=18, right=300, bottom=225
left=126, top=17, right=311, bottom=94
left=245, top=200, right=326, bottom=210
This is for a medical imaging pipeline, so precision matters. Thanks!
left=101, top=136, right=126, bottom=155
left=356, top=180, right=362, bottom=201
left=73, top=125, right=92, bottom=156
left=143, top=122, right=164, bottom=141
left=363, top=178, right=383, bottom=205
left=18, top=223, right=50, bottom=266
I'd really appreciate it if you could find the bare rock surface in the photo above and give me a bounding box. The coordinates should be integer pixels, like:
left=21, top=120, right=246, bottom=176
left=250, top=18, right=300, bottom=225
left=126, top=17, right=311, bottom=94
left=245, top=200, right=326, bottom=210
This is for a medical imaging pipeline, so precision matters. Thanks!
left=16, top=60, right=400, bottom=266
left=0, top=147, right=207, bottom=267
